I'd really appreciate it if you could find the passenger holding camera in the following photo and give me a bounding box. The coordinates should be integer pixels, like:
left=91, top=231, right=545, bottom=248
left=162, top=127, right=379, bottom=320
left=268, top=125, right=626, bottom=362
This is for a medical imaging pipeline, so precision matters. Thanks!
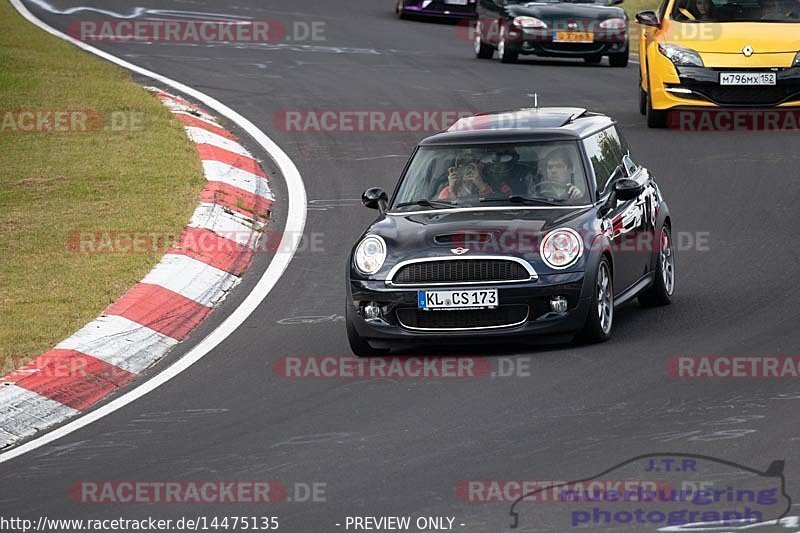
left=437, top=161, right=492, bottom=200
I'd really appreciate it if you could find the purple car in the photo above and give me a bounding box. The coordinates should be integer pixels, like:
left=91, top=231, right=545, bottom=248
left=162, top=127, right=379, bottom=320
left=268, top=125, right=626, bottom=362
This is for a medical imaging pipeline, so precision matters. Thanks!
left=395, top=0, right=478, bottom=20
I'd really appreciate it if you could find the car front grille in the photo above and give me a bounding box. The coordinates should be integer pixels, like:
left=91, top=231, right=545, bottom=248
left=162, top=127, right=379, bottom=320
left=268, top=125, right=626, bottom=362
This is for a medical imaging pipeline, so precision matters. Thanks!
left=396, top=305, right=529, bottom=330
left=682, top=83, right=800, bottom=106
left=391, top=259, right=531, bottom=285
left=540, top=43, right=605, bottom=54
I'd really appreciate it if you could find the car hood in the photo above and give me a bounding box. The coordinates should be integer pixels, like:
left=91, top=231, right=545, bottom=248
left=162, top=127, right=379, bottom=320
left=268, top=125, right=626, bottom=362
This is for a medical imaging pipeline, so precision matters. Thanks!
left=663, top=22, right=800, bottom=54
left=364, top=207, right=594, bottom=266
left=507, top=2, right=625, bottom=22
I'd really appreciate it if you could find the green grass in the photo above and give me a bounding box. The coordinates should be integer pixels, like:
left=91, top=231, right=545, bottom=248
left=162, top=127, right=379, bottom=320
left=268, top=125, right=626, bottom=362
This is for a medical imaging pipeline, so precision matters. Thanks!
left=623, top=0, right=661, bottom=54
left=0, top=1, right=204, bottom=371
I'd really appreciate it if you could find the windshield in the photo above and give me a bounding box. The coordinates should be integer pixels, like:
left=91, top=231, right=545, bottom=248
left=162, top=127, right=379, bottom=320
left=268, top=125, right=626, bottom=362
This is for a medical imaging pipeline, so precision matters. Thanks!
left=672, top=0, right=800, bottom=22
left=391, top=141, right=591, bottom=210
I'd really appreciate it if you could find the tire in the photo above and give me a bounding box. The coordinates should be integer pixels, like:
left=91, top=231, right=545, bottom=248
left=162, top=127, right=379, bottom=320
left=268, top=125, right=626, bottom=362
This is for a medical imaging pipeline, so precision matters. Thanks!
left=395, top=0, right=407, bottom=19
left=638, top=225, right=675, bottom=307
left=346, top=306, right=390, bottom=357
left=639, top=87, right=647, bottom=116
left=579, top=257, right=614, bottom=343
left=609, top=48, right=629, bottom=68
left=474, top=21, right=494, bottom=59
left=584, top=55, right=602, bottom=64
left=497, top=27, right=518, bottom=63
left=646, top=76, right=668, bottom=128
left=639, top=65, right=648, bottom=115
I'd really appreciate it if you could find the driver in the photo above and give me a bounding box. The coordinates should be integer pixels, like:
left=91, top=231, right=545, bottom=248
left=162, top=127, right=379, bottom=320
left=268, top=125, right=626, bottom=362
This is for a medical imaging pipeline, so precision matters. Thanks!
left=535, top=148, right=584, bottom=200
left=693, top=0, right=714, bottom=19
left=762, top=0, right=793, bottom=19
left=678, top=0, right=714, bottom=20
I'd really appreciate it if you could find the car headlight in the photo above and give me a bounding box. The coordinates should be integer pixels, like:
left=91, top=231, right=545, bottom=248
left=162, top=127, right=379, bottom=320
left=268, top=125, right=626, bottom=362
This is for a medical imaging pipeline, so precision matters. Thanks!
left=599, top=18, right=627, bottom=30
left=513, top=16, right=547, bottom=29
left=354, top=235, right=387, bottom=275
left=540, top=228, right=583, bottom=270
left=794, top=51, right=800, bottom=66
left=658, top=43, right=704, bottom=67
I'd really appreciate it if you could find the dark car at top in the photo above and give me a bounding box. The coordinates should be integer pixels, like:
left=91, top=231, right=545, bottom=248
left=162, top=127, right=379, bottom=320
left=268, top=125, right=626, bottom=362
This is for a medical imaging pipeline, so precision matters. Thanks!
left=346, top=108, right=675, bottom=356
left=473, top=0, right=630, bottom=66
left=395, top=0, right=479, bottom=19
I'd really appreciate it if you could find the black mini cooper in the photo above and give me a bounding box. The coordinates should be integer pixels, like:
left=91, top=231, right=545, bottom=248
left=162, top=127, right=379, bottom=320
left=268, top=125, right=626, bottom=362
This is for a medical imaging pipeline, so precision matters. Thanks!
left=346, top=108, right=674, bottom=356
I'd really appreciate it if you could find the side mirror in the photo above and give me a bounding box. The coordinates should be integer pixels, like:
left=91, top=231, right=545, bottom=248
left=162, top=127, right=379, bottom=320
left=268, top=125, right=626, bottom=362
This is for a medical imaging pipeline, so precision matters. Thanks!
left=608, top=0, right=624, bottom=5
left=635, top=10, right=661, bottom=28
left=614, top=178, right=644, bottom=201
left=362, top=187, right=388, bottom=212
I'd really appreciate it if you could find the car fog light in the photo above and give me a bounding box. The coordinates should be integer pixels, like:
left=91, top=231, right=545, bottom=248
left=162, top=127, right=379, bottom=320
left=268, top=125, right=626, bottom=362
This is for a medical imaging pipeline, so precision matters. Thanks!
left=550, top=296, right=568, bottom=313
left=363, top=302, right=382, bottom=319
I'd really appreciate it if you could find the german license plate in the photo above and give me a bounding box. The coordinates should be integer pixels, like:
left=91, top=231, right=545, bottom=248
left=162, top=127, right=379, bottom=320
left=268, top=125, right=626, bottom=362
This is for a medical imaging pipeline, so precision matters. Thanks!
left=719, top=72, right=776, bottom=86
left=554, top=31, right=594, bottom=43
left=417, top=289, right=498, bottom=310
left=444, top=0, right=468, bottom=4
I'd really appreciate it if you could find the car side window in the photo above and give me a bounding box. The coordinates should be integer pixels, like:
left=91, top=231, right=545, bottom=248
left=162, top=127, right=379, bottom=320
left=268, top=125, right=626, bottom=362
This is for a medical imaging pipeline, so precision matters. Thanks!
left=584, top=127, right=625, bottom=198
left=616, top=126, right=635, bottom=168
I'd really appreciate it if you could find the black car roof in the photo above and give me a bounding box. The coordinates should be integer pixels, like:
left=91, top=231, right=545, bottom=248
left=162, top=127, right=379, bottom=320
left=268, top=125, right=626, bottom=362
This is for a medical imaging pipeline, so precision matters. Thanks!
left=419, top=107, right=614, bottom=146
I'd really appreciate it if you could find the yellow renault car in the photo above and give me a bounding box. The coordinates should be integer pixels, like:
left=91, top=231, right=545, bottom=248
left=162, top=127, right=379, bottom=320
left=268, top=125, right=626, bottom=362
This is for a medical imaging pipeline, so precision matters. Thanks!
left=636, top=0, right=800, bottom=127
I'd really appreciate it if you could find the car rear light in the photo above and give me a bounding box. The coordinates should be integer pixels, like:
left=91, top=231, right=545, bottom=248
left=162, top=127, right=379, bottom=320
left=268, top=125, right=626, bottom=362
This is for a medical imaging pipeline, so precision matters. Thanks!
left=513, top=16, right=547, bottom=29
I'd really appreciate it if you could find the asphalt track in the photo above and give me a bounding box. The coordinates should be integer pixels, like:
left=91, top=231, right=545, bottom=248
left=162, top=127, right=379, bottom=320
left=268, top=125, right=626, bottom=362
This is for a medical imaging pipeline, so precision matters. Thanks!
left=3, top=0, right=800, bottom=531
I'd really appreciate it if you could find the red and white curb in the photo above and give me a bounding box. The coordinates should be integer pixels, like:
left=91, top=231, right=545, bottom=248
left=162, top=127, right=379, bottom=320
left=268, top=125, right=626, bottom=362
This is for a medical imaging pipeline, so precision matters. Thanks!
left=0, top=89, right=274, bottom=449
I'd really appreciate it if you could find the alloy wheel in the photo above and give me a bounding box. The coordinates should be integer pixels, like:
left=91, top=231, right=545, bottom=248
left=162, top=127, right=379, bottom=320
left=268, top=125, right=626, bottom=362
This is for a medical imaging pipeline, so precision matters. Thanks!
left=597, top=262, right=614, bottom=335
left=660, top=230, right=675, bottom=295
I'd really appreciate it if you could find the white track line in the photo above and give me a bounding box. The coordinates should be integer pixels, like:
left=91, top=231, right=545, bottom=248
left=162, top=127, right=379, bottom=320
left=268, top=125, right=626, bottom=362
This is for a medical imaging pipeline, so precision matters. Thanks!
left=1, top=0, right=307, bottom=464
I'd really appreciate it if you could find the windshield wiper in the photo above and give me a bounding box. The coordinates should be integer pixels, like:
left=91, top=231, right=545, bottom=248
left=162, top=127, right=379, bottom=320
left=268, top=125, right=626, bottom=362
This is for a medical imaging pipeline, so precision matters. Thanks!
left=395, top=199, right=458, bottom=209
left=480, top=195, right=563, bottom=207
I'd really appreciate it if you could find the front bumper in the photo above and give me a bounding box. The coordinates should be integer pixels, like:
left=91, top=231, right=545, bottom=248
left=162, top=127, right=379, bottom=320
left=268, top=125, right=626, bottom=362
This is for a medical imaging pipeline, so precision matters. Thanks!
left=666, top=66, right=800, bottom=108
left=400, top=0, right=478, bottom=19
left=348, top=271, right=591, bottom=346
left=506, top=27, right=627, bottom=58
left=650, top=54, right=800, bottom=109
